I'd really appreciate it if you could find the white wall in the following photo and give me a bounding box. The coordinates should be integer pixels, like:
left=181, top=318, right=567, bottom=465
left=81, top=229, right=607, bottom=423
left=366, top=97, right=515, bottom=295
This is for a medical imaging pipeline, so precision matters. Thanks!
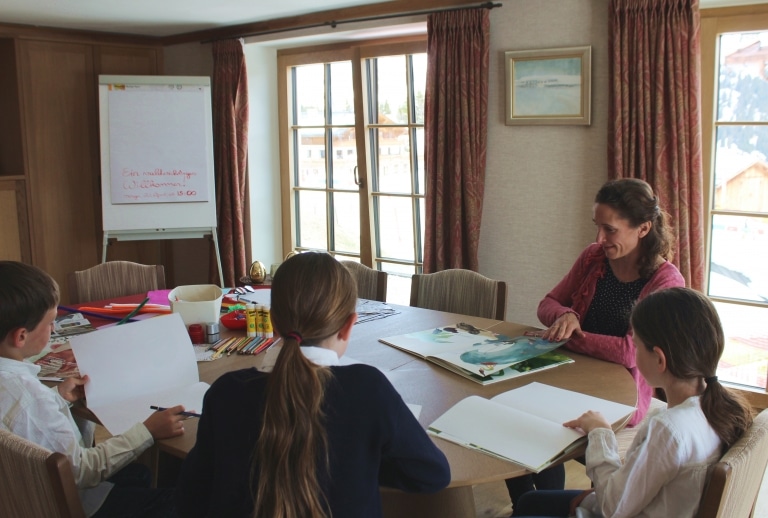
left=164, top=0, right=610, bottom=318
left=481, top=0, right=609, bottom=326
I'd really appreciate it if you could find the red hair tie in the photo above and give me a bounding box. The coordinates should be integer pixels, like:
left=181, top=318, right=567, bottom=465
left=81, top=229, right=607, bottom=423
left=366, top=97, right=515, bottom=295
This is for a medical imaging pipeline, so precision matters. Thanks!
left=285, top=332, right=303, bottom=344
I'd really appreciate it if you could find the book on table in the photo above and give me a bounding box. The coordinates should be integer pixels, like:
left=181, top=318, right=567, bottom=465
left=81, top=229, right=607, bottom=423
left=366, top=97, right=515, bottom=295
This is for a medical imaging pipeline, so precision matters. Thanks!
left=427, top=382, right=636, bottom=473
left=378, top=324, right=572, bottom=385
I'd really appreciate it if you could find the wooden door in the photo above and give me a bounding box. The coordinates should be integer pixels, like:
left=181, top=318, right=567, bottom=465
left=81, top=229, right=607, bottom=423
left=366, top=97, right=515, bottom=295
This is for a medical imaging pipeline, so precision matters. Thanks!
left=18, top=40, right=100, bottom=302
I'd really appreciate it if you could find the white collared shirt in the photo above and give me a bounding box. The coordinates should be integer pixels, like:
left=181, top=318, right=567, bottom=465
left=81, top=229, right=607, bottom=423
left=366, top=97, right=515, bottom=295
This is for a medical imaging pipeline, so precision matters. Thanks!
left=0, top=356, right=153, bottom=517
left=300, top=346, right=340, bottom=366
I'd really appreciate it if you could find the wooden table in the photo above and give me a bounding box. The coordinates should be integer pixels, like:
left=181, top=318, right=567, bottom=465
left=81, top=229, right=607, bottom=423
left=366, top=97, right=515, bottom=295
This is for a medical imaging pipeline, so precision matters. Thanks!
left=145, top=301, right=637, bottom=517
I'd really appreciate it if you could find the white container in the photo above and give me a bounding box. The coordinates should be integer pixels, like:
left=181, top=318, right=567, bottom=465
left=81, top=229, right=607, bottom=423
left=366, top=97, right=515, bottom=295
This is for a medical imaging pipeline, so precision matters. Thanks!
left=168, top=285, right=224, bottom=326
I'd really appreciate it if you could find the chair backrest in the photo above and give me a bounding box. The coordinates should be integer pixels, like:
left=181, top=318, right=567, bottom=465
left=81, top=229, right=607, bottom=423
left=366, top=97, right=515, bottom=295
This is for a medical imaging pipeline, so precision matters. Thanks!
left=340, top=261, right=388, bottom=302
left=0, top=429, right=85, bottom=518
left=410, top=269, right=507, bottom=320
left=696, top=408, right=768, bottom=518
left=67, top=261, right=166, bottom=304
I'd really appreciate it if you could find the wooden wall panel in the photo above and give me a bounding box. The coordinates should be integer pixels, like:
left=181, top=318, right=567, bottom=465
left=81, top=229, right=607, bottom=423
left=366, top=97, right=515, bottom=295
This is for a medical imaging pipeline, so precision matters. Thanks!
left=18, top=40, right=100, bottom=301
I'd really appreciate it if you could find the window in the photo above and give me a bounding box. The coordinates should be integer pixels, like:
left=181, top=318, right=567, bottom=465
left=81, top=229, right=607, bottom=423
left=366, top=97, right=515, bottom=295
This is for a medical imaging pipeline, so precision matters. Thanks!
left=278, top=40, right=427, bottom=304
left=702, top=10, right=768, bottom=400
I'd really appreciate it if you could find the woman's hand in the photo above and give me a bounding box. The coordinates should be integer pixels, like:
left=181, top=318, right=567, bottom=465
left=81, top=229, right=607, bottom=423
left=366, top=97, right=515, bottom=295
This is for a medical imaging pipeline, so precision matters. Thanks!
left=542, top=312, right=584, bottom=342
left=57, top=375, right=88, bottom=403
left=143, top=405, right=188, bottom=440
left=564, top=410, right=611, bottom=434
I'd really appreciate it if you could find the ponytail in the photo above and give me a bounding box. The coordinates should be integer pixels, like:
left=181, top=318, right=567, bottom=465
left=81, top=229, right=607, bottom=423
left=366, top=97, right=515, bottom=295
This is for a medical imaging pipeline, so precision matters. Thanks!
left=253, top=334, right=332, bottom=518
left=251, top=252, right=356, bottom=518
left=700, top=376, right=753, bottom=449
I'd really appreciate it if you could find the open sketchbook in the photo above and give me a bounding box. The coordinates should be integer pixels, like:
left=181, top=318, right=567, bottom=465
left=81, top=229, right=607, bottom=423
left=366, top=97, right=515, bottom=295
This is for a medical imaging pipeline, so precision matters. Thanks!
left=379, top=325, right=572, bottom=385
left=428, top=382, right=636, bottom=473
left=69, top=313, right=209, bottom=436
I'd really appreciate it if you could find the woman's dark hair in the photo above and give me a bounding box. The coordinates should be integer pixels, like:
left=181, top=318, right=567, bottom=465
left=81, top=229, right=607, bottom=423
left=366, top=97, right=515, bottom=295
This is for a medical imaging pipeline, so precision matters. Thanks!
left=0, top=261, right=59, bottom=342
left=252, top=252, right=357, bottom=518
left=631, top=287, right=753, bottom=449
left=595, top=178, right=674, bottom=278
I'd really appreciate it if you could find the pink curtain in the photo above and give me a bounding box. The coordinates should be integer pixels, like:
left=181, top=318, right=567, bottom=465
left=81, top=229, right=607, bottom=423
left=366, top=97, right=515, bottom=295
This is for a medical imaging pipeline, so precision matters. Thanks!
left=608, top=0, right=705, bottom=289
left=423, top=8, right=490, bottom=273
left=212, top=39, right=249, bottom=287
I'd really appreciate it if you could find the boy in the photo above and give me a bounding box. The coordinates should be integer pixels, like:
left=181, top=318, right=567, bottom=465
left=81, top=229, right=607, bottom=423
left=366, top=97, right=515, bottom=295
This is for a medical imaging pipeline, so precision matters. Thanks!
left=0, top=261, right=186, bottom=517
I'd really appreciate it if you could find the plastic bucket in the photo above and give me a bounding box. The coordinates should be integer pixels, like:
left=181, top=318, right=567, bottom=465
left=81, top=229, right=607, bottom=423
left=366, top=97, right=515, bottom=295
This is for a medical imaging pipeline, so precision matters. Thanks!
left=168, top=285, right=223, bottom=326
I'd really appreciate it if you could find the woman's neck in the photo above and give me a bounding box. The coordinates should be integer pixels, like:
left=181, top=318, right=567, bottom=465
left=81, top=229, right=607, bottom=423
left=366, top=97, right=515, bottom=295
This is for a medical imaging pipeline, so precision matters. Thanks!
left=608, top=255, right=641, bottom=282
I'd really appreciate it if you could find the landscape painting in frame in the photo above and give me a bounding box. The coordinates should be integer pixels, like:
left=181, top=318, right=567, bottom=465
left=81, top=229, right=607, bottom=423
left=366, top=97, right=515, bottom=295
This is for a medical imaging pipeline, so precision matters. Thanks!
left=505, top=46, right=591, bottom=126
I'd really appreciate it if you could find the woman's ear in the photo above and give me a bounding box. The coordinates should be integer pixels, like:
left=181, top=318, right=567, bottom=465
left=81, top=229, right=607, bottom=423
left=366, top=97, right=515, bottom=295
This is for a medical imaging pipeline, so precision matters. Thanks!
left=638, top=221, right=652, bottom=239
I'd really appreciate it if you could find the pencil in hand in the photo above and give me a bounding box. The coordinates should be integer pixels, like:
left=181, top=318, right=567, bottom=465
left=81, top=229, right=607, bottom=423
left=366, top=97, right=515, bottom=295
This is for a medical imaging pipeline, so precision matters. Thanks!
left=149, top=405, right=201, bottom=418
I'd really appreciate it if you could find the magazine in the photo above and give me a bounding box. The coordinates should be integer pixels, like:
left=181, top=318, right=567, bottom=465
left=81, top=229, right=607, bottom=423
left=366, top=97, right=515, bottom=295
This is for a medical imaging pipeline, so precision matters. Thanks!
left=28, top=313, right=96, bottom=380
left=379, top=324, right=572, bottom=385
left=428, top=382, right=636, bottom=472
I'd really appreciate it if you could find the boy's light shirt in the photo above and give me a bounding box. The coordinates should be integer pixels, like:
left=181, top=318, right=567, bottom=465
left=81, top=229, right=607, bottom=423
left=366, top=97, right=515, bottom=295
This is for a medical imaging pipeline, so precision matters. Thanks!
left=0, top=356, right=150, bottom=517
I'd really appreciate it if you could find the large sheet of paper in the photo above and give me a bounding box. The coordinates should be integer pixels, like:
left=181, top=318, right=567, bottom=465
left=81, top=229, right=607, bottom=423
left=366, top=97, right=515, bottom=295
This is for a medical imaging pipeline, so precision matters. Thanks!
left=70, top=313, right=209, bottom=435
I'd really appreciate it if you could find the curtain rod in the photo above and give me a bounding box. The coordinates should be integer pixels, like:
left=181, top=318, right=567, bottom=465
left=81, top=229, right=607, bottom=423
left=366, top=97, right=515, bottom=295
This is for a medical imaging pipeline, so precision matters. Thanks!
left=206, top=1, right=502, bottom=43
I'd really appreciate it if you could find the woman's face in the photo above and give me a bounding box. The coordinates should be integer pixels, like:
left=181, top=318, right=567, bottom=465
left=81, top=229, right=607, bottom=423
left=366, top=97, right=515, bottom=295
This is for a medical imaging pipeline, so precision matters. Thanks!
left=592, top=203, right=650, bottom=262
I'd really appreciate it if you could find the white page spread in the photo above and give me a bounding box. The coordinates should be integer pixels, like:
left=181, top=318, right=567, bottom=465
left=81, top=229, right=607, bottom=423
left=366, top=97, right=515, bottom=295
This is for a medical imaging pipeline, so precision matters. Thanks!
left=70, top=313, right=210, bottom=435
left=428, top=382, right=635, bottom=472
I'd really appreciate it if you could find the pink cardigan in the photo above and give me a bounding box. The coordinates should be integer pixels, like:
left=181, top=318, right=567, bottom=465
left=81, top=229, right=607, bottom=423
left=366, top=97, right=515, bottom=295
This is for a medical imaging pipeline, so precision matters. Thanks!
left=538, top=243, right=685, bottom=426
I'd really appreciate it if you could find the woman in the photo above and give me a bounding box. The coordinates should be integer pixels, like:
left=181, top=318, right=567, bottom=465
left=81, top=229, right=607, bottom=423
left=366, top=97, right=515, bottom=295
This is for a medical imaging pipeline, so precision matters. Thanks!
left=507, top=178, right=685, bottom=508
left=176, top=252, right=450, bottom=518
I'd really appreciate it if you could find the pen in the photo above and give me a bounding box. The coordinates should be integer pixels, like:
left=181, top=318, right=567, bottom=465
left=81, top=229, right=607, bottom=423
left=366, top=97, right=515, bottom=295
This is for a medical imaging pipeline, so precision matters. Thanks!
left=116, top=297, right=149, bottom=325
left=149, top=405, right=201, bottom=418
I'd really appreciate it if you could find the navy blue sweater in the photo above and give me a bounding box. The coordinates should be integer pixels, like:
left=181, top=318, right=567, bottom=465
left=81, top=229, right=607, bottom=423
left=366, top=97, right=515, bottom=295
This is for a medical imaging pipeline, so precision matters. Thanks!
left=176, top=364, right=450, bottom=517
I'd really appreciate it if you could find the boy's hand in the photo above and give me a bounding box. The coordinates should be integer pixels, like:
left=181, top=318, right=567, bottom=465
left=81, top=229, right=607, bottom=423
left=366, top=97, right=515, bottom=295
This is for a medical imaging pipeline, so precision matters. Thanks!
left=58, top=375, right=88, bottom=403
left=143, top=405, right=187, bottom=440
left=563, top=410, right=611, bottom=434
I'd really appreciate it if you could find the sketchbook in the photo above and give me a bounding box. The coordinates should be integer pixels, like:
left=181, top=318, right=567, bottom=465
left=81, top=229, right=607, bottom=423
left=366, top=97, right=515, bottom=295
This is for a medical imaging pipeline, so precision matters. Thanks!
left=428, top=382, right=636, bottom=473
left=379, top=325, right=572, bottom=385
left=69, top=313, right=209, bottom=436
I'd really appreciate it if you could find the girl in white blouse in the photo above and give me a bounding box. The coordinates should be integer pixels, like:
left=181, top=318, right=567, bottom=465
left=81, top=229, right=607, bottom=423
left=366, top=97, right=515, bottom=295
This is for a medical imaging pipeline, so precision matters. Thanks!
left=513, top=287, right=753, bottom=518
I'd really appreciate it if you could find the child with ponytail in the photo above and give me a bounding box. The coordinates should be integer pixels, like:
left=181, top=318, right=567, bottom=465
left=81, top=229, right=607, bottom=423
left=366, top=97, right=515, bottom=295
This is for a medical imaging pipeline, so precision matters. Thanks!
left=177, top=252, right=450, bottom=517
left=513, top=287, right=753, bottom=518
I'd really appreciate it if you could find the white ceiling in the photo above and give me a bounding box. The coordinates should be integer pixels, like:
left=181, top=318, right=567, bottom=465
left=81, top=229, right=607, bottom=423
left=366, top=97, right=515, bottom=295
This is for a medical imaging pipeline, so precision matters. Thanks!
left=0, top=0, right=396, bottom=37
left=0, top=0, right=763, bottom=38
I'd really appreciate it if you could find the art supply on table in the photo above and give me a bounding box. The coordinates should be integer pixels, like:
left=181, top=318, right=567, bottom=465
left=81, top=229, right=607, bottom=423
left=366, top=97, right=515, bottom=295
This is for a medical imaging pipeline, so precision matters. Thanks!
left=205, top=322, right=220, bottom=343
left=149, top=405, right=201, bottom=418
left=246, top=303, right=258, bottom=338
left=188, top=324, right=205, bottom=344
left=261, top=305, right=273, bottom=338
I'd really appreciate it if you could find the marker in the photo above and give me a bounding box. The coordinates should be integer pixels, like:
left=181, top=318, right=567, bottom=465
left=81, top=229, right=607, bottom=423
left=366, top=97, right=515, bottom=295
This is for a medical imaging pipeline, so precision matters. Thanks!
left=149, top=405, right=201, bottom=418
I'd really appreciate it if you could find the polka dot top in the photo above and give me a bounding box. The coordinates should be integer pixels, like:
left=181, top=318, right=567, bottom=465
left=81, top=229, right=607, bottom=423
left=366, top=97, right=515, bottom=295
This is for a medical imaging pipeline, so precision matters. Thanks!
left=581, top=260, right=649, bottom=337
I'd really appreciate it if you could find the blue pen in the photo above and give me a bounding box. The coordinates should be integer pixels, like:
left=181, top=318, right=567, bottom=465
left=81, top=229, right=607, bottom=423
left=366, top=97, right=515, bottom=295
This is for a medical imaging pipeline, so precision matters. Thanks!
left=149, top=405, right=201, bottom=418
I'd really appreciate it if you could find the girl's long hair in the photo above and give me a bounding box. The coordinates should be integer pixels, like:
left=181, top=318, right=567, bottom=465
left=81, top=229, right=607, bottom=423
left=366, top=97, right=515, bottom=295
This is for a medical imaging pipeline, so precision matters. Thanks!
left=252, top=252, right=357, bottom=518
left=631, top=287, right=753, bottom=449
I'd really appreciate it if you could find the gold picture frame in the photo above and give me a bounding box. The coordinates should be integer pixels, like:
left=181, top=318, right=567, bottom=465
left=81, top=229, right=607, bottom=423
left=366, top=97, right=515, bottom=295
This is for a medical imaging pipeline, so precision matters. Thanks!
left=505, top=46, right=591, bottom=126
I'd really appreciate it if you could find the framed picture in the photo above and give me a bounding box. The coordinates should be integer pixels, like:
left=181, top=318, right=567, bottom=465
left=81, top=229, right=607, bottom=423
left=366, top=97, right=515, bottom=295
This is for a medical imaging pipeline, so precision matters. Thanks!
left=505, top=46, right=591, bottom=126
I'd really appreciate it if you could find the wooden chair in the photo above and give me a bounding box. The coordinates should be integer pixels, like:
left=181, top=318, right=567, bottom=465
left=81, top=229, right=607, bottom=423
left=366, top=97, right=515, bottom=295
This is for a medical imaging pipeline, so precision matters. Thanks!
left=68, top=261, right=166, bottom=304
left=0, top=429, right=85, bottom=518
left=341, top=261, right=388, bottom=302
left=695, top=408, right=768, bottom=518
left=409, top=269, right=507, bottom=320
